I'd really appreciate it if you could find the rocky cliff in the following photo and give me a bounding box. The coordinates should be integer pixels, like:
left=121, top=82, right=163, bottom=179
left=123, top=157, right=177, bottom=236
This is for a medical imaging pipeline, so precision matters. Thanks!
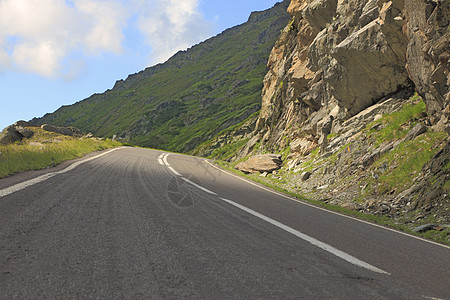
left=255, top=0, right=448, bottom=151
left=405, top=0, right=450, bottom=132
left=211, top=0, right=449, bottom=235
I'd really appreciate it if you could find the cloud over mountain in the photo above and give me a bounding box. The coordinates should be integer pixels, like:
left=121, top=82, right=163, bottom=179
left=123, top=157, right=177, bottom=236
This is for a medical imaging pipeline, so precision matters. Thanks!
left=136, top=0, right=212, bottom=64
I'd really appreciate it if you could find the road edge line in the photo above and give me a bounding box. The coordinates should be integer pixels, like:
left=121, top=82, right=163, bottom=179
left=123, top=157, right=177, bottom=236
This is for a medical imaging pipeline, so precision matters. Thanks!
left=0, top=147, right=122, bottom=198
left=219, top=197, right=390, bottom=275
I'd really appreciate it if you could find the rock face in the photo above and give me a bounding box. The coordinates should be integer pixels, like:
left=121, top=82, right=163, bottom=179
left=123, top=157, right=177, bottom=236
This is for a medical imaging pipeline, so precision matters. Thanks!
left=254, top=0, right=416, bottom=152
left=250, top=0, right=449, bottom=155
left=290, top=136, right=318, bottom=156
left=235, top=154, right=282, bottom=173
left=404, top=0, right=450, bottom=133
left=308, top=0, right=409, bottom=115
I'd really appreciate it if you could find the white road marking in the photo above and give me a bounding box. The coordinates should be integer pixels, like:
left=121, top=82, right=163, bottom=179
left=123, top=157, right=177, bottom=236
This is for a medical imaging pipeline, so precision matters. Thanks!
left=0, top=148, right=122, bottom=198
left=182, top=178, right=217, bottom=195
left=168, top=166, right=182, bottom=176
left=206, top=160, right=450, bottom=250
left=158, top=153, right=165, bottom=165
left=162, top=153, right=170, bottom=166
left=159, top=153, right=216, bottom=193
left=159, top=153, right=181, bottom=176
left=219, top=197, right=390, bottom=275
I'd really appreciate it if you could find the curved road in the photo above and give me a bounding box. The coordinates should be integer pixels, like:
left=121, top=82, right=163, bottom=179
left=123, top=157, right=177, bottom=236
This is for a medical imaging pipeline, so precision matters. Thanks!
left=0, top=147, right=448, bottom=299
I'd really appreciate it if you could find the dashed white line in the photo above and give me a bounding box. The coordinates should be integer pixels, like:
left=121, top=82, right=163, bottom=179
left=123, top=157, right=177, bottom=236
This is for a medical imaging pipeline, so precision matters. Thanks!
left=219, top=197, right=390, bottom=275
left=160, top=153, right=213, bottom=191
left=182, top=177, right=217, bottom=195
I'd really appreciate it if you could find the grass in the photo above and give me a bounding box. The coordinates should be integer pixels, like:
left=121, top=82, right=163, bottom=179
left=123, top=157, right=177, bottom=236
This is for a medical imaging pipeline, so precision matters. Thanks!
left=296, top=147, right=320, bottom=173
left=374, top=131, right=447, bottom=193
left=367, top=96, right=426, bottom=146
left=0, top=127, right=121, bottom=178
left=361, top=95, right=447, bottom=194
left=209, top=138, right=250, bottom=161
left=327, top=132, right=338, bottom=139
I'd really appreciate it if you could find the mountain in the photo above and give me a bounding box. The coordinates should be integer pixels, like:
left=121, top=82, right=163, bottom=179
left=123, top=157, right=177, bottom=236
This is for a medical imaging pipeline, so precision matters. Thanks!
left=30, top=1, right=290, bottom=153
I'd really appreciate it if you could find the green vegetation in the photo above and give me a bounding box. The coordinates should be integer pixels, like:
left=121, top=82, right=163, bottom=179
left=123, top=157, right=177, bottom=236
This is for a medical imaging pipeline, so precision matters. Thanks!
left=209, top=138, right=250, bottom=161
left=367, top=95, right=426, bottom=146
left=374, top=131, right=447, bottom=193
left=31, top=2, right=290, bottom=154
left=0, top=128, right=121, bottom=178
left=327, top=132, right=338, bottom=139
left=362, top=96, right=447, bottom=194
left=297, top=146, right=320, bottom=173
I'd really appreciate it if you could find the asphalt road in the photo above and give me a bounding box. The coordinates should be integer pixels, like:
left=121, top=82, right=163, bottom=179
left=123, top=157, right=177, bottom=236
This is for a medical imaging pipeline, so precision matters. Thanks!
left=0, top=147, right=448, bottom=299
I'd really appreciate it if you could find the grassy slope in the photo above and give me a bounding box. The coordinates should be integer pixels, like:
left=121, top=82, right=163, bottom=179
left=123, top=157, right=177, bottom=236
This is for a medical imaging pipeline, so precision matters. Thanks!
left=31, top=1, right=290, bottom=153
left=0, top=127, right=121, bottom=178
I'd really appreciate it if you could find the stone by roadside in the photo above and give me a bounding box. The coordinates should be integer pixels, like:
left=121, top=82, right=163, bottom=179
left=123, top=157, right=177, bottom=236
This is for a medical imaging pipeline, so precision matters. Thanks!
left=235, top=154, right=282, bottom=174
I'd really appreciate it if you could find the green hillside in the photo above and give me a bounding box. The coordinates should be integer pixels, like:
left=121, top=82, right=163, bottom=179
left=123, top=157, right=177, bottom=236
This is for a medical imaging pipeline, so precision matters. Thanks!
left=31, top=1, right=290, bottom=153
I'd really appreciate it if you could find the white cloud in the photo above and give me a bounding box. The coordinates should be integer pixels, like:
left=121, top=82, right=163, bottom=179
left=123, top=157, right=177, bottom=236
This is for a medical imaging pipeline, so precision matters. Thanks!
left=75, top=0, right=125, bottom=54
left=136, top=0, right=212, bottom=64
left=0, top=0, right=127, bottom=78
left=0, top=0, right=212, bottom=78
left=12, top=41, right=64, bottom=77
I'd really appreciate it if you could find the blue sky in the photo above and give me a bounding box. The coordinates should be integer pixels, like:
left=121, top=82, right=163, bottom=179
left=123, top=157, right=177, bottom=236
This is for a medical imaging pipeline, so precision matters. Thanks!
left=0, top=0, right=281, bottom=131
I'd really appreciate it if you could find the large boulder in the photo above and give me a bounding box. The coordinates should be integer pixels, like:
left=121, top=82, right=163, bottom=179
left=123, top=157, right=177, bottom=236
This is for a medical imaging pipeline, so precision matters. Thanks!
left=235, top=154, right=283, bottom=173
left=0, top=121, right=35, bottom=145
left=0, top=126, right=24, bottom=145
left=0, top=120, right=36, bottom=145
left=15, top=126, right=34, bottom=139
